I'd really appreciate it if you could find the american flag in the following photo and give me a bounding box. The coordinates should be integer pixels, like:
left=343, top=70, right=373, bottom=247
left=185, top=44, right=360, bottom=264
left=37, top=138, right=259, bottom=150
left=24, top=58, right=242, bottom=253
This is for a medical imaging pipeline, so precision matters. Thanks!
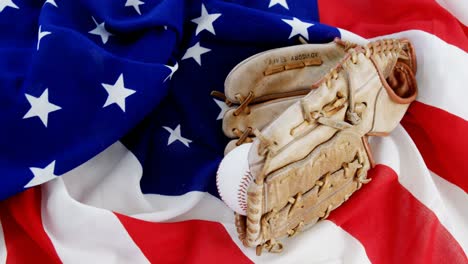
left=0, top=0, right=467, bottom=263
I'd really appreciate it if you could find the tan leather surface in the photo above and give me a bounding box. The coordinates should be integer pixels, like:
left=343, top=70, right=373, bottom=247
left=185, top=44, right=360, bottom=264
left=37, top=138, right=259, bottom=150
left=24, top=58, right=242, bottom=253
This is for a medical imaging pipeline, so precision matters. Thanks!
left=371, top=87, right=410, bottom=133
left=224, top=140, right=240, bottom=156
left=378, top=61, right=418, bottom=104
left=222, top=96, right=301, bottom=138
left=268, top=165, right=361, bottom=240
left=224, top=42, right=347, bottom=104
left=244, top=130, right=370, bottom=246
left=244, top=180, right=263, bottom=247
left=248, top=53, right=379, bottom=177
left=247, top=42, right=416, bottom=179
left=264, top=130, right=367, bottom=212
left=224, top=38, right=418, bottom=252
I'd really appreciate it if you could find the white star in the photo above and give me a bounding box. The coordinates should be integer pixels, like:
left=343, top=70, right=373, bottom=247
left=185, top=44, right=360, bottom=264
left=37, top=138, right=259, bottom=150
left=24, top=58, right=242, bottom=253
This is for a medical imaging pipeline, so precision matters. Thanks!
left=23, top=88, right=62, bottom=127
left=89, top=17, right=113, bottom=44
left=0, top=0, right=18, bottom=12
left=164, top=62, right=178, bottom=82
left=191, top=3, right=221, bottom=36
left=181, top=42, right=211, bottom=66
left=37, top=25, right=51, bottom=51
left=25, top=161, right=58, bottom=188
left=101, top=73, right=136, bottom=112
left=213, top=99, right=230, bottom=120
left=125, top=0, right=144, bottom=15
left=282, top=17, right=314, bottom=41
left=44, top=0, right=57, bottom=7
left=269, top=0, right=288, bottom=9
left=162, top=125, right=192, bottom=147
left=164, top=25, right=167, bottom=30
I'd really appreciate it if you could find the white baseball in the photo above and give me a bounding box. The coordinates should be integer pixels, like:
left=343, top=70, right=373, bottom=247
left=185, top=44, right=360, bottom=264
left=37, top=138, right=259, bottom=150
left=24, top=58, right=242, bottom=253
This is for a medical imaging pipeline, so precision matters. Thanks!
left=216, top=143, right=254, bottom=215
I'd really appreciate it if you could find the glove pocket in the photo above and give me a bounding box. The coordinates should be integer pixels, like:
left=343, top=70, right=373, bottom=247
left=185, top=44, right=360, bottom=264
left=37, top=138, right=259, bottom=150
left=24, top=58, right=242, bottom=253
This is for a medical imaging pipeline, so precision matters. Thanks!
left=249, top=130, right=371, bottom=253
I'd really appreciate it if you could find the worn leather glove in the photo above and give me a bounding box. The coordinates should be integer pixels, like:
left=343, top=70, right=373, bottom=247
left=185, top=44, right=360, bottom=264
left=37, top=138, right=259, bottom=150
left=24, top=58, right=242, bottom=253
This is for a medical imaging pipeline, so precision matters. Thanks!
left=215, top=38, right=417, bottom=255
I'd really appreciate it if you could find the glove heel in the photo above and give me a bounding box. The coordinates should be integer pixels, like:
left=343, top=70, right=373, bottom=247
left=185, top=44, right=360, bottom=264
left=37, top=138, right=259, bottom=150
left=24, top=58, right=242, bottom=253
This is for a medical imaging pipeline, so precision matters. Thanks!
left=242, top=131, right=371, bottom=255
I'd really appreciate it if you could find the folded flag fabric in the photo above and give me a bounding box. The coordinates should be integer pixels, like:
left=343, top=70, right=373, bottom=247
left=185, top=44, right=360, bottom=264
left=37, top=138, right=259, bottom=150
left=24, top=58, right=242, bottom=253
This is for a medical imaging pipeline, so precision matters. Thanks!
left=0, top=0, right=467, bottom=263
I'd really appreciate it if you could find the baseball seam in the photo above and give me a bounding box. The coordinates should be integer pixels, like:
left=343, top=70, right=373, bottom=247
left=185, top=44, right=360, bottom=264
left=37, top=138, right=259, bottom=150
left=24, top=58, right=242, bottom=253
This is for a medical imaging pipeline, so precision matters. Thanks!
left=237, top=170, right=254, bottom=212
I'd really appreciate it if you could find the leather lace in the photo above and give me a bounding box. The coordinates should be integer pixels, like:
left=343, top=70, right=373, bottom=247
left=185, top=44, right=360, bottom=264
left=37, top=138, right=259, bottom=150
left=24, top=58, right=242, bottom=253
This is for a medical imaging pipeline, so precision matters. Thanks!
left=254, top=38, right=417, bottom=184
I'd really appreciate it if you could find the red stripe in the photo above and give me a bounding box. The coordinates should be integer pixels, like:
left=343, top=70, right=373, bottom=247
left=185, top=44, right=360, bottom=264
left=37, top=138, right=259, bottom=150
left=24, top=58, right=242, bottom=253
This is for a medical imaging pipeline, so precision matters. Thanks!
left=0, top=187, right=61, bottom=264
left=401, top=101, right=468, bottom=193
left=116, top=214, right=252, bottom=264
left=328, top=165, right=467, bottom=263
left=318, top=0, right=468, bottom=52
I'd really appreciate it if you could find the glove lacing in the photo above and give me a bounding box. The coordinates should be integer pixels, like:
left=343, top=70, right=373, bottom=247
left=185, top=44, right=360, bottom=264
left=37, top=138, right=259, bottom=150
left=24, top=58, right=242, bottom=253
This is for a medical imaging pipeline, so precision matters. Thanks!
left=231, top=38, right=416, bottom=255
left=254, top=38, right=413, bottom=183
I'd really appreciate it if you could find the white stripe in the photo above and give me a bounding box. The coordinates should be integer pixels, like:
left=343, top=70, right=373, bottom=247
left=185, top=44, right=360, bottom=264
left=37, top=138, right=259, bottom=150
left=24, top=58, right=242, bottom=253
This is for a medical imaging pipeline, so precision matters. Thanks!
left=0, top=220, right=6, bottom=264
left=339, top=29, right=468, bottom=120
left=370, top=125, right=468, bottom=255
left=436, top=0, right=468, bottom=26
left=41, top=179, right=150, bottom=264
left=223, top=221, right=371, bottom=264
left=136, top=192, right=235, bottom=223
left=61, top=141, right=232, bottom=222
left=61, top=141, right=153, bottom=215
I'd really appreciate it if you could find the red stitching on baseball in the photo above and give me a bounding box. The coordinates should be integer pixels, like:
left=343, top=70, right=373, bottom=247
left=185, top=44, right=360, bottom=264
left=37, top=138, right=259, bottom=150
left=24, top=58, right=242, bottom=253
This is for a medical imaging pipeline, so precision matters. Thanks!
left=236, top=169, right=253, bottom=213
left=217, top=163, right=252, bottom=214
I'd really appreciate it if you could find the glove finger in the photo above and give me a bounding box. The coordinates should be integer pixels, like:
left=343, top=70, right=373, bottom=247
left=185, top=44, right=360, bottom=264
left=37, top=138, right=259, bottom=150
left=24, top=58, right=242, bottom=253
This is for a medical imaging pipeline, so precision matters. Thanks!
left=221, top=40, right=351, bottom=151
left=224, top=41, right=348, bottom=105
left=222, top=96, right=302, bottom=138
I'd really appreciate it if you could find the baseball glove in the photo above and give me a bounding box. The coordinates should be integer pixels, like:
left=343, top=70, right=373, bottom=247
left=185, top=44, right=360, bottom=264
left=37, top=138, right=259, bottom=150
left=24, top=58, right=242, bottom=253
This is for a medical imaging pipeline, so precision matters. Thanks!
left=214, top=37, right=417, bottom=255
